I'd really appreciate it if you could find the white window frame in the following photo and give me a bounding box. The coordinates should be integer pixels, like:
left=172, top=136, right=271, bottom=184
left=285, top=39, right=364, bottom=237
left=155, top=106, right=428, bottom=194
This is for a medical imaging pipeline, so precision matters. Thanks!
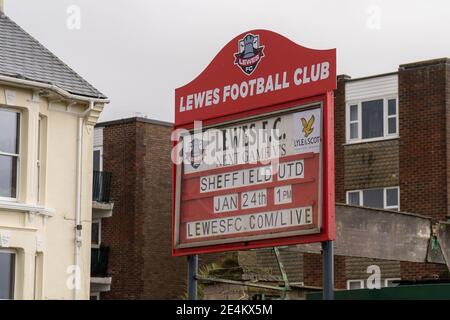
left=384, top=187, right=400, bottom=211
left=91, top=219, right=101, bottom=249
left=386, top=98, right=398, bottom=135
left=347, top=278, right=401, bottom=290
left=346, top=280, right=364, bottom=290
left=346, top=187, right=400, bottom=211
left=346, top=95, right=398, bottom=144
left=384, top=278, right=401, bottom=287
left=347, top=190, right=364, bottom=207
left=348, top=104, right=359, bottom=140
left=346, top=190, right=361, bottom=206
left=0, top=107, right=21, bottom=202
left=0, top=249, right=16, bottom=300
left=90, top=292, right=101, bottom=300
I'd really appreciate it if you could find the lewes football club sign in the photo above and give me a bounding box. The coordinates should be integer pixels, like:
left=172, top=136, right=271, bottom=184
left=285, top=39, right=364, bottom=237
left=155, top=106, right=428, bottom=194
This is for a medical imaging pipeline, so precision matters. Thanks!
left=173, top=30, right=336, bottom=256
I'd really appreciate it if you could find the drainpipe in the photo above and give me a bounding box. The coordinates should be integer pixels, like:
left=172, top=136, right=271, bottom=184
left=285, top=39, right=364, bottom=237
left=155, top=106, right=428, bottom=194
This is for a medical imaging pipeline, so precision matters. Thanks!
left=74, top=101, right=94, bottom=300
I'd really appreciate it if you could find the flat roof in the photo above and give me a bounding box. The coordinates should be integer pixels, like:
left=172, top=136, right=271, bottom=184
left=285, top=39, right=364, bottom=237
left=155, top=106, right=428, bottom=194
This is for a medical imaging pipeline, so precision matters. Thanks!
left=341, top=57, right=450, bottom=83
left=344, top=71, right=398, bottom=83
left=96, top=117, right=173, bottom=128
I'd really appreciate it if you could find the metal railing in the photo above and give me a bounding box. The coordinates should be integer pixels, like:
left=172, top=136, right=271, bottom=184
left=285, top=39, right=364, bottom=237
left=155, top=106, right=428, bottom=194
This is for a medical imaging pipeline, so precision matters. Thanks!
left=91, top=246, right=110, bottom=277
left=92, top=171, right=112, bottom=203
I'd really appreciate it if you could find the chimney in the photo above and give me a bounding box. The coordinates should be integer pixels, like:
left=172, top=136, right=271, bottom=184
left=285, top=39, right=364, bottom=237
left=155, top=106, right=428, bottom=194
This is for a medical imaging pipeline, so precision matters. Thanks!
left=0, top=0, right=3, bottom=12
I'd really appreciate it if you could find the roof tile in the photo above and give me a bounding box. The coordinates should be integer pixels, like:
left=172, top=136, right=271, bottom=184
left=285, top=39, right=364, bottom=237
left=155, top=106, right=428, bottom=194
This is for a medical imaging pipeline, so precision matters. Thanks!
left=0, top=13, right=106, bottom=99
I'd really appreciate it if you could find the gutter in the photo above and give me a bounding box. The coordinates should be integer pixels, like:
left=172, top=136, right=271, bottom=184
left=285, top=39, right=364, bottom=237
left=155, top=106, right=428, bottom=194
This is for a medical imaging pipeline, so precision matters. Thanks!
left=0, top=74, right=110, bottom=104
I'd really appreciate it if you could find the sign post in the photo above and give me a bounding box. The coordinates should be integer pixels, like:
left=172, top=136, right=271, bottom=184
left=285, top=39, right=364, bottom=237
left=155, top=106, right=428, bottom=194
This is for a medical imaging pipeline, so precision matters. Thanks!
left=322, top=240, right=334, bottom=300
left=187, top=255, right=198, bottom=300
left=173, top=29, right=336, bottom=299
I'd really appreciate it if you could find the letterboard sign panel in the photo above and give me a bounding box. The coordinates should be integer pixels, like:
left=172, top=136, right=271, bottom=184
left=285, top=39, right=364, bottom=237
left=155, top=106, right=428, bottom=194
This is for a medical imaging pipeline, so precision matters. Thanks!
left=173, top=30, right=336, bottom=256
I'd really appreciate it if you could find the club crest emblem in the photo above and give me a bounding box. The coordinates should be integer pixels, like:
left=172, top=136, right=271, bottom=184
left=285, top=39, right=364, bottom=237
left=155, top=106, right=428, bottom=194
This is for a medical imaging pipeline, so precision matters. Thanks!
left=234, top=33, right=264, bottom=75
left=189, top=138, right=204, bottom=169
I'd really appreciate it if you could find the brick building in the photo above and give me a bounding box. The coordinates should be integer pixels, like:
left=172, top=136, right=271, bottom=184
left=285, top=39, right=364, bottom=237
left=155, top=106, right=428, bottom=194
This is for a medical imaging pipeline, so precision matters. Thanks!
left=202, top=57, right=450, bottom=298
left=90, top=117, right=186, bottom=299
left=87, top=58, right=450, bottom=300
left=329, top=58, right=449, bottom=289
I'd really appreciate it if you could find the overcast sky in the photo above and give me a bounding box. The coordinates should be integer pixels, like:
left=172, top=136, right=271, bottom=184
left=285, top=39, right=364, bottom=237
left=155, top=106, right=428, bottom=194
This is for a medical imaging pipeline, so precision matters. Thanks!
left=5, top=0, right=450, bottom=122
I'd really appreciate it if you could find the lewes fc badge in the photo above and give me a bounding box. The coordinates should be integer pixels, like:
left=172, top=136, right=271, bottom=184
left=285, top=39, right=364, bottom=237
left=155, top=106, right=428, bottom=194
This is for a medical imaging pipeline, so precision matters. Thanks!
left=234, top=34, right=264, bottom=75
left=189, top=138, right=204, bottom=169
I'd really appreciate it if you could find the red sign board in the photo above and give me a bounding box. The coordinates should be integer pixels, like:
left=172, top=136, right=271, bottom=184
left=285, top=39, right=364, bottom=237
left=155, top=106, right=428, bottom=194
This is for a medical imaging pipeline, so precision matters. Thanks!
left=173, top=29, right=335, bottom=256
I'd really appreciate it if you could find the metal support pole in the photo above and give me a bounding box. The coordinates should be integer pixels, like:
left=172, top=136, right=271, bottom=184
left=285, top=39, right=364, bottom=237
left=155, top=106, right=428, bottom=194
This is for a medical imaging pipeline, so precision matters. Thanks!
left=322, top=241, right=334, bottom=300
left=187, top=255, right=198, bottom=300
left=273, top=247, right=291, bottom=299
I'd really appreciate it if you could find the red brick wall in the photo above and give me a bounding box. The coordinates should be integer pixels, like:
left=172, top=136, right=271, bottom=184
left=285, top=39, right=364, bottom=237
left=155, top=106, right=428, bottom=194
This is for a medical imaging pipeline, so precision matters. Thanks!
left=100, top=119, right=186, bottom=299
left=334, top=255, right=347, bottom=289
left=397, top=59, right=450, bottom=279
left=447, top=63, right=450, bottom=217
left=399, top=59, right=449, bottom=221
left=334, top=76, right=348, bottom=204
left=100, top=122, right=141, bottom=299
left=400, top=261, right=449, bottom=280
left=303, top=253, right=346, bottom=290
left=137, top=122, right=187, bottom=299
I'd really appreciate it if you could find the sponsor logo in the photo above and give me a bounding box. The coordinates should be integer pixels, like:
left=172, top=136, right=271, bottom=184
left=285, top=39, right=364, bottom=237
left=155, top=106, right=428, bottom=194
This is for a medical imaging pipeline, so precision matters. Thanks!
left=234, top=34, right=264, bottom=75
left=301, top=115, right=315, bottom=138
left=293, top=109, right=321, bottom=153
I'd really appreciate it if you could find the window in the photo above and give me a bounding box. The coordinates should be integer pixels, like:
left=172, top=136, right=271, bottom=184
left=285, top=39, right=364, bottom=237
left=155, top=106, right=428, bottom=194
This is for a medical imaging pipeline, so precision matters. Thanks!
left=91, top=219, right=101, bottom=248
left=90, top=292, right=100, bottom=300
left=93, top=147, right=102, bottom=172
left=385, top=188, right=399, bottom=210
left=37, top=116, right=41, bottom=204
left=387, top=99, right=397, bottom=134
left=349, top=104, right=358, bottom=139
left=347, top=191, right=360, bottom=206
left=346, top=97, right=398, bottom=143
left=0, top=250, right=15, bottom=299
left=347, top=187, right=399, bottom=211
left=0, top=109, right=20, bottom=200
left=347, top=280, right=364, bottom=290
left=362, top=99, right=384, bottom=139
left=346, top=278, right=401, bottom=290
left=385, top=278, right=400, bottom=288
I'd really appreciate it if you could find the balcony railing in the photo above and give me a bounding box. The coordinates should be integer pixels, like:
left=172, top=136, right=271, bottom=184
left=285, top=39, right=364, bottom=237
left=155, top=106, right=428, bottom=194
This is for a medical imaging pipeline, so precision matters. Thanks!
left=91, top=246, right=110, bottom=277
left=93, top=171, right=112, bottom=203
